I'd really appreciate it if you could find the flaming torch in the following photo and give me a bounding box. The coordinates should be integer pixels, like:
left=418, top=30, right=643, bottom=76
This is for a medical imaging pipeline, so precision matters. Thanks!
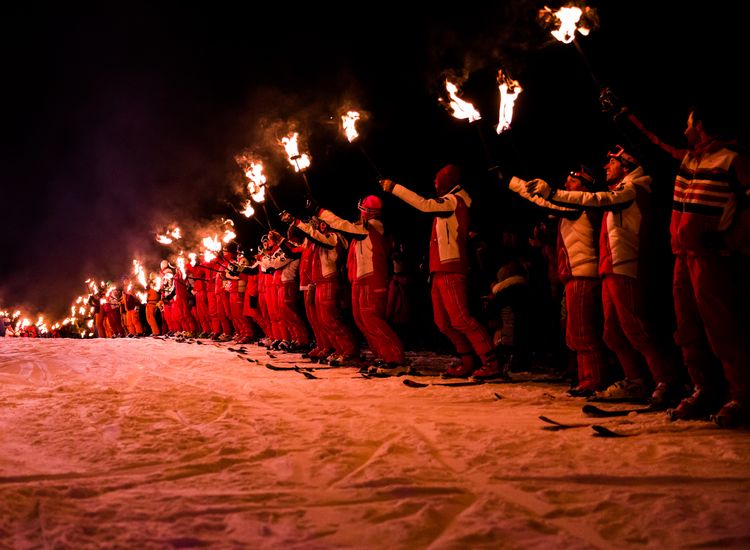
left=234, top=154, right=279, bottom=228
left=441, top=79, right=497, bottom=170
left=155, top=225, right=182, bottom=246
left=496, top=70, right=523, bottom=134
left=341, top=110, right=382, bottom=179
left=280, top=132, right=313, bottom=195
left=443, top=80, right=482, bottom=122
left=540, top=5, right=601, bottom=89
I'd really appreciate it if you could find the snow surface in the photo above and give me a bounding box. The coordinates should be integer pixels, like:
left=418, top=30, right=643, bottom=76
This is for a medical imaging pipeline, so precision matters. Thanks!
left=1, top=338, right=749, bottom=549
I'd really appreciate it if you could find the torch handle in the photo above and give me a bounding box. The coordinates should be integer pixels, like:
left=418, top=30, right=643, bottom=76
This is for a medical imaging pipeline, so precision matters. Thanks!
left=357, top=143, right=383, bottom=179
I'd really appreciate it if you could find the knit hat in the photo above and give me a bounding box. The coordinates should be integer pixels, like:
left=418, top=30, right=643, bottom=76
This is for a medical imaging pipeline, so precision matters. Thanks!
left=435, top=164, right=461, bottom=195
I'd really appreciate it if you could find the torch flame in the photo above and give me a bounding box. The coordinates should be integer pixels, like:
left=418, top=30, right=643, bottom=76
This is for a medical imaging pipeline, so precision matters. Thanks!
left=543, top=5, right=590, bottom=44
left=280, top=133, right=311, bottom=172
left=202, top=235, right=222, bottom=252
left=133, top=259, right=148, bottom=289
left=241, top=199, right=256, bottom=218
left=246, top=161, right=267, bottom=203
left=496, top=70, right=523, bottom=134
left=444, top=80, right=481, bottom=122
left=155, top=225, right=182, bottom=245
left=222, top=229, right=236, bottom=244
left=176, top=254, right=187, bottom=279
left=342, top=111, right=360, bottom=143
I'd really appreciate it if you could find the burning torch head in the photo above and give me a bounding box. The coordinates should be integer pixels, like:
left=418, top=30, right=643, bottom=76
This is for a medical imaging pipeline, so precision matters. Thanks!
left=358, top=195, right=382, bottom=220
left=435, top=164, right=461, bottom=195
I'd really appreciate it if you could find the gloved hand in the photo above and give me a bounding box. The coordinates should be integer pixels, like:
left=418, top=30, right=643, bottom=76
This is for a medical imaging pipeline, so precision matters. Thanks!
left=488, top=165, right=505, bottom=184
left=305, top=197, right=320, bottom=215
left=280, top=211, right=295, bottom=225
left=379, top=178, right=395, bottom=193
left=600, top=87, right=624, bottom=115
left=526, top=178, right=553, bottom=199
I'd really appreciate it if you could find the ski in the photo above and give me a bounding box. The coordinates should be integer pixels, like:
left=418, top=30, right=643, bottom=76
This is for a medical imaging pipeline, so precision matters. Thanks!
left=582, top=404, right=661, bottom=418
left=538, top=415, right=590, bottom=431
left=591, top=425, right=630, bottom=438
left=403, top=379, right=484, bottom=388
left=264, top=363, right=320, bottom=379
left=262, top=363, right=336, bottom=372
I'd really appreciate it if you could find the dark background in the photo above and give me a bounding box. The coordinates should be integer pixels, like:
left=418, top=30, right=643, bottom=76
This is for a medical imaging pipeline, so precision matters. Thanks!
left=1, top=1, right=747, bottom=320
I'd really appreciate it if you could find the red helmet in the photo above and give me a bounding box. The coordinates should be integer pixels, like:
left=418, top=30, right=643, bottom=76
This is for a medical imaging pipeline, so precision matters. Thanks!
left=358, top=195, right=382, bottom=219
left=435, top=164, right=461, bottom=195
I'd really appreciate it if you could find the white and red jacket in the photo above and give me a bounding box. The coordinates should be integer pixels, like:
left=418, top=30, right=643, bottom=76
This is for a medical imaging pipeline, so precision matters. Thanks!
left=267, top=241, right=300, bottom=284
left=390, top=184, right=471, bottom=274
left=319, top=208, right=389, bottom=287
left=509, top=176, right=593, bottom=282
left=294, top=220, right=344, bottom=283
left=672, top=140, right=750, bottom=256
left=540, top=166, right=653, bottom=279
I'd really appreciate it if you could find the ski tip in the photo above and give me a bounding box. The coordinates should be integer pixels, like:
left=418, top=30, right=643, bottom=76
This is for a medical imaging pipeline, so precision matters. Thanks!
left=403, top=379, right=428, bottom=388
left=494, top=393, right=502, bottom=400
left=591, top=425, right=628, bottom=438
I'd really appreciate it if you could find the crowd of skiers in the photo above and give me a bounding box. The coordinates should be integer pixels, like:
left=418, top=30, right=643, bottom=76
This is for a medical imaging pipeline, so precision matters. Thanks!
left=5, top=100, right=749, bottom=428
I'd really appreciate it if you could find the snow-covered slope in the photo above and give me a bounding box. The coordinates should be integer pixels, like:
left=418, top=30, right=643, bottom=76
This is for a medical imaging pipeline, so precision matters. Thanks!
left=1, top=338, right=748, bottom=548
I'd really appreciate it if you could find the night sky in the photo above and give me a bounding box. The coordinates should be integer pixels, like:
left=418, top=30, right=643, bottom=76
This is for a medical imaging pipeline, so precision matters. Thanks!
left=2, top=2, right=747, bottom=320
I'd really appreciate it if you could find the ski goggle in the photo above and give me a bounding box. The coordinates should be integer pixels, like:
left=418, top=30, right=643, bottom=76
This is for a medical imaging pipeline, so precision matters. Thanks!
left=607, top=145, right=638, bottom=167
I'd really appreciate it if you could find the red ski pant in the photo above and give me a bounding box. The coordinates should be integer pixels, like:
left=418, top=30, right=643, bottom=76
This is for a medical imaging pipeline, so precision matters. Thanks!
left=95, top=312, right=106, bottom=338
left=431, top=272, right=496, bottom=366
left=278, top=282, right=309, bottom=344
left=673, top=255, right=750, bottom=401
left=352, top=283, right=404, bottom=364
left=194, top=291, right=211, bottom=333
left=104, top=307, right=125, bottom=336
left=304, top=287, right=332, bottom=352
left=258, top=287, right=276, bottom=340
left=146, top=304, right=160, bottom=335
left=206, top=291, right=220, bottom=334
left=175, top=297, right=197, bottom=333
left=565, top=277, right=607, bottom=390
left=126, top=309, right=143, bottom=335
left=316, top=280, right=358, bottom=356
left=214, top=291, right=234, bottom=335
left=602, top=274, right=676, bottom=385
left=243, top=291, right=266, bottom=338
left=265, top=283, right=288, bottom=341
left=230, top=292, right=253, bottom=338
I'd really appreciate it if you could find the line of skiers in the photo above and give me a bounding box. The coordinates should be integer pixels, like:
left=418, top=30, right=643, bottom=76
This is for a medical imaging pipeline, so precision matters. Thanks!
left=65, top=99, right=749, bottom=427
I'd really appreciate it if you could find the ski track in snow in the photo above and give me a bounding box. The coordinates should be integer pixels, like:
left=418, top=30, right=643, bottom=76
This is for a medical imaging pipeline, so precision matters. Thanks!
left=1, top=338, right=749, bottom=549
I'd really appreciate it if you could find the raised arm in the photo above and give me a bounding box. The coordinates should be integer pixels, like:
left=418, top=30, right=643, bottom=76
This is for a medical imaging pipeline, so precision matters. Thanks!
left=382, top=179, right=456, bottom=216
left=318, top=208, right=368, bottom=239
left=528, top=178, right=636, bottom=211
